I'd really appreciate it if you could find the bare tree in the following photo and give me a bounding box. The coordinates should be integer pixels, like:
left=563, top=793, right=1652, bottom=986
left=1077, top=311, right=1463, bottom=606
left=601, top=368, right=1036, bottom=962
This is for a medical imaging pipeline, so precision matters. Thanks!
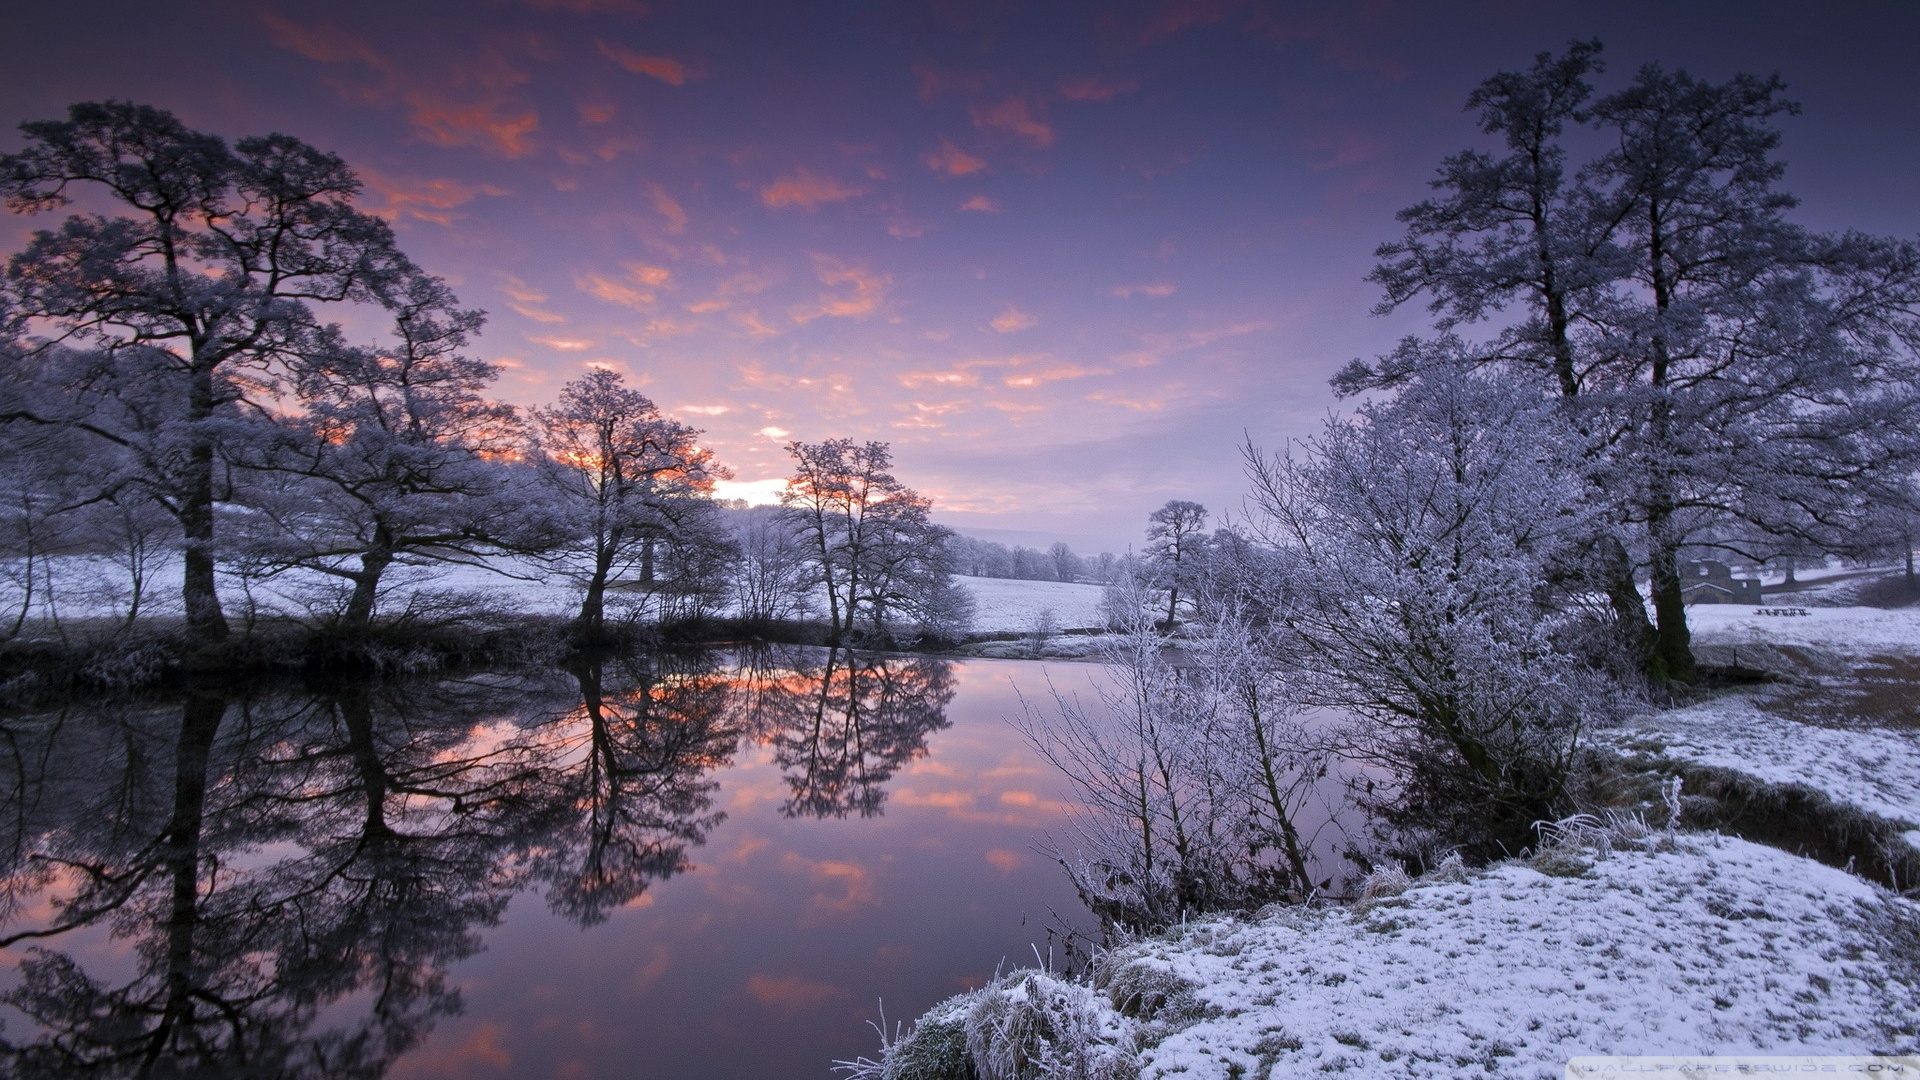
left=780, top=439, right=957, bottom=642
left=727, top=505, right=814, bottom=624
left=533, top=368, right=725, bottom=639
left=1246, top=364, right=1619, bottom=855
left=1359, top=44, right=1920, bottom=683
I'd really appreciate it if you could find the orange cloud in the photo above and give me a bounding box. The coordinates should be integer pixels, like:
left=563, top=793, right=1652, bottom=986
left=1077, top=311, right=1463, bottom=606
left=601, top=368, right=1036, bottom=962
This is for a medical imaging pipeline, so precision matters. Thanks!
left=511, top=304, right=566, bottom=324
left=1004, top=364, right=1108, bottom=387
left=407, top=99, right=540, bottom=156
left=760, top=169, right=866, bottom=210
left=959, top=194, right=1001, bottom=213
left=260, top=12, right=388, bottom=69
left=990, top=307, right=1036, bottom=333
left=1059, top=76, right=1140, bottom=102
left=576, top=263, right=670, bottom=309
left=578, top=99, right=617, bottom=124
left=358, top=172, right=506, bottom=225
left=531, top=335, right=593, bottom=350
left=1113, top=282, right=1176, bottom=298
left=596, top=40, right=700, bottom=85
left=791, top=256, right=888, bottom=322
left=970, top=98, right=1053, bottom=147
left=984, top=848, right=1026, bottom=874
left=498, top=276, right=548, bottom=305
left=924, top=138, right=987, bottom=176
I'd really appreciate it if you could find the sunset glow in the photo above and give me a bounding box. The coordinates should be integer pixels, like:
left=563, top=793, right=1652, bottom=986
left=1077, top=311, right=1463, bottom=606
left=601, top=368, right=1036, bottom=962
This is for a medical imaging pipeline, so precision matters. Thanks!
left=5, top=1, right=1917, bottom=546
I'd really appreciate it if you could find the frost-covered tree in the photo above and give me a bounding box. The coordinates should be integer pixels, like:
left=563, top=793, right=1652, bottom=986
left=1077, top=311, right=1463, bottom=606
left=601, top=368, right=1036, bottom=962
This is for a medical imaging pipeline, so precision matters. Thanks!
left=1144, top=499, right=1207, bottom=630
left=780, top=439, right=960, bottom=642
left=1247, top=365, right=1617, bottom=854
left=1358, top=45, right=1920, bottom=683
left=240, top=275, right=520, bottom=634
left=533, top=368, right=725, bottom=639
left=0, top=102, right=421, bottom=647
left=726, top=504, right=814, bottom=624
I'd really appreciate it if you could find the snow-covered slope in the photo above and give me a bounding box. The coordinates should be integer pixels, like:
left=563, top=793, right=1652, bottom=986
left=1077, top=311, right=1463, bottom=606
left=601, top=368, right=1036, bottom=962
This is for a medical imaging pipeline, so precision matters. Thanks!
left=957, top=575, right=1108, bottom=633
left=1126, top=838, right=1917, bottom=1076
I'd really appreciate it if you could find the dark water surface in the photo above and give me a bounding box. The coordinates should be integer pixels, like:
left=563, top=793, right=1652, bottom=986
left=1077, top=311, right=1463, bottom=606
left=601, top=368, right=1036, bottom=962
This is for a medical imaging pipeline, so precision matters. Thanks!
left=0, top=648, right=1103, bottom=1078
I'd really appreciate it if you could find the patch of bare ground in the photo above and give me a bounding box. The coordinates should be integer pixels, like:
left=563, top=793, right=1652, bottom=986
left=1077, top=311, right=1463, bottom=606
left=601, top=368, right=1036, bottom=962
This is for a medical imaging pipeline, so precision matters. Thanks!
left=1759, top=653, right=1920, bottom=732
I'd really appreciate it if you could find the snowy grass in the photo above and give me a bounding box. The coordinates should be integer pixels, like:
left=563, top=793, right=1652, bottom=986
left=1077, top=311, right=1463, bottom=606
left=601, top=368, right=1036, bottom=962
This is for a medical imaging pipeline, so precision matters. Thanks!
left=867, top=837, right=1919, bottom=1078
left=1686, top=604, right=1920, bottom=658
left=1593, top=690, right=1920, bottom=830
left=1126, top=836, right=1917, bottom=1076
left=958, top=576, right=1108, bottom=634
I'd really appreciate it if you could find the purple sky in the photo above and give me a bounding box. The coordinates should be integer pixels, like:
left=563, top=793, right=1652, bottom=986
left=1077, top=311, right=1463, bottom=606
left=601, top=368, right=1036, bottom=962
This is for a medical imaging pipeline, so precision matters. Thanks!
left=6, top=1, right=1919, bottom=550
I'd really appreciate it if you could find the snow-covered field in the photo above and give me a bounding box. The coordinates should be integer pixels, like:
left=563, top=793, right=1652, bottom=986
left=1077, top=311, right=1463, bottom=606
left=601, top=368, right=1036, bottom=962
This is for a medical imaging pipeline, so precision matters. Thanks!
left=1594, top=690, right=1920, bottom=830
left=1687, top=604, right=1920, bottom=657
left=865, top=836, right=1918, bottom=1078
left=956, top=575, right=1108, bottom=633
left=3, top=558, right=1109, bottom=635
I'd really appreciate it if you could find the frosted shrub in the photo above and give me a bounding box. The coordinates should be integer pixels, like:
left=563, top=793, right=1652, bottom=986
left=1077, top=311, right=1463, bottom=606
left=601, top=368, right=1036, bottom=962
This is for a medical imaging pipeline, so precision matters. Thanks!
left=964, top=971, right=1137, bottom=1080
left=1245, top=362, right=1624, bottom=856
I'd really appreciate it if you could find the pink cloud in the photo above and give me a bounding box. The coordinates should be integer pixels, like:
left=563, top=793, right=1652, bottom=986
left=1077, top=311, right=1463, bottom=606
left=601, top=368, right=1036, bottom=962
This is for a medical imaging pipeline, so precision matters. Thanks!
left=358, top=172, right=506, bottom=225
left=648, top=182, right=688, bottom=233
left=990, top=307, right=1036, bottom=333
left=959, top=194, right=1001, bottom=213
left=597, top=40, right=701, bottom=85
left=1058, top=76, right=1140, bottom=102
left=791, top=257, right=889, bottom=322
left=525, top=0, right=648, bottom=12
left=760, top=168, right=866, bottom=210
left=1113, top=282, right=1176, bottom=298
left=924, top=137, right=987, bottom=176
left=970, top=98, right=1054, bottom=147
left=530, top=335, right=593, bottom=350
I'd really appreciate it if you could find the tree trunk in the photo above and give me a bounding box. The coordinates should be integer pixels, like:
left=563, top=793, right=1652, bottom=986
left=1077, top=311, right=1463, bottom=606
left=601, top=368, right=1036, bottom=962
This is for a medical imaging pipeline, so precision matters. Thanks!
left=578, top=533, right=619, bottom=640
left=1595, top=535, right=1657, bottom=674
left=181, top=365, right=228, bottom=646
left=342, top=532, right=394, bottom=634
left=339, top=685, right=394, bottom=841
left=1645, top=525, right=1696, bottom=684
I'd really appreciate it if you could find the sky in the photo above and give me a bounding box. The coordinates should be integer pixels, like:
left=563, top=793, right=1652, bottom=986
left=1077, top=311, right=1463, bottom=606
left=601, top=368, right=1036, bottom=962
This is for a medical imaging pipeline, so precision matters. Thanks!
left=4, top=1, right=1919, bottom=551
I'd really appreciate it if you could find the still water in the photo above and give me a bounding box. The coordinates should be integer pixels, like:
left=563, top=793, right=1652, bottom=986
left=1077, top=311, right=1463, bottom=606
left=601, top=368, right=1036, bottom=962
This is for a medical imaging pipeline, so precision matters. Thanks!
left=0, top=648, right=1115, bottom=1078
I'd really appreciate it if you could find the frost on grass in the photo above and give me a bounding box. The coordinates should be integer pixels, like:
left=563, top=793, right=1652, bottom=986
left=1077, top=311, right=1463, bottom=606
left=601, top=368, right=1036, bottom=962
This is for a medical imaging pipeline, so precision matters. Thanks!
left=864, top=837, right=1919, bottom=1079
left=1593, top=688, right=1920, bottom=829
left=958, top=576, right=1108, bottom=634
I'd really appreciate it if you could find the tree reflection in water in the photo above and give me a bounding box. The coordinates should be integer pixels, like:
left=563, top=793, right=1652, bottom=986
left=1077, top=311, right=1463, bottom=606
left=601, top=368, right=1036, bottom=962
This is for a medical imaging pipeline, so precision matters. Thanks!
left=0, top=646, right=954, bottom=1076
left=744, top=647, right=956, bottom=819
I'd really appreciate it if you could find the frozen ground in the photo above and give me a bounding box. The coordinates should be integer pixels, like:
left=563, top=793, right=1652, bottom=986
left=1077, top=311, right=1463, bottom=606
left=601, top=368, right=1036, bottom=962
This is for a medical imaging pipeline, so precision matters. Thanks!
left=864, top=836, right=1918, bottom=1079
left=955, top=575, right=1108, bottom=634
left=1595, top=598, right=1920, bottom=831
left=1124, top=837, right=1918, bottom=1076
left=1686, top=603, right=1920, bottom=657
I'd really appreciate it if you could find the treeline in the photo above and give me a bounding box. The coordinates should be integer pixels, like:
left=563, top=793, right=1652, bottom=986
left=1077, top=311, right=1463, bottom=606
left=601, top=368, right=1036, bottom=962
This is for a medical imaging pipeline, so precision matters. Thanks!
left=945, top=535, right=1120, bottom=584
left=0, top=102, right=968, bottom=665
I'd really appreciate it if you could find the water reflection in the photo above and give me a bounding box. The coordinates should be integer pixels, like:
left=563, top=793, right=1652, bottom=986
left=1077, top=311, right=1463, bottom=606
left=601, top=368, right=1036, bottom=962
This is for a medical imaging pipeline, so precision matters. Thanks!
left=0, top=647, right=955, bottom=1077
left=744, top=648, right=956, bottom=819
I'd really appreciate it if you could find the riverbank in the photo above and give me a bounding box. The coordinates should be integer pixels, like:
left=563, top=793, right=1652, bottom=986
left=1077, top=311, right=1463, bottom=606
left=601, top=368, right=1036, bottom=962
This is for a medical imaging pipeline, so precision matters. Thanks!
left=852, top=589, right=1920, bottom=1078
